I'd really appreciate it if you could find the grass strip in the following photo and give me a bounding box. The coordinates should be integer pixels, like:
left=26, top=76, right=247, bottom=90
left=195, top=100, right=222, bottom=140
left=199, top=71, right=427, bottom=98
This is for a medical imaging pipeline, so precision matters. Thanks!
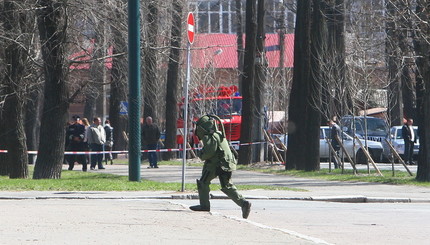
left=238, top=165, right=430, bottom=187
left=0, top=165, right=299, bottom=192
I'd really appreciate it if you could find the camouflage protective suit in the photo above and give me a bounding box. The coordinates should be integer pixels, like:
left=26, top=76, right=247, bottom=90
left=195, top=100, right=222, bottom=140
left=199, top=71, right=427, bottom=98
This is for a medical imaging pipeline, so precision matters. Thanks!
left=190, top=115, right=251, bottom=219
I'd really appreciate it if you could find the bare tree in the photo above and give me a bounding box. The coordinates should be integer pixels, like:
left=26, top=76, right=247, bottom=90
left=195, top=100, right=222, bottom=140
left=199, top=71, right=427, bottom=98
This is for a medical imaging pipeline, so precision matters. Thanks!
left=252, top=0, right=267, bottom=162
left=1, top=0, right=40, bottom=178
left=285, top=0, right=311, bottom=170
left=238, top=0, right=257, bottom=165
left=381, top=0, right=415, bottom=126
left=286, top=0, right=325, bottom=171
left=142, top=0, right=159, bottom=121
left=163, top=0, right=184, bottom=160
left=107, top=0, right=129, bottom=154
left=414, top=0, right=430, bottom=182
left=0, top=2, right=6, bottom=175
left=33, top=0, right=69, bottom=179
left=320, top=0, right=349, bottom=121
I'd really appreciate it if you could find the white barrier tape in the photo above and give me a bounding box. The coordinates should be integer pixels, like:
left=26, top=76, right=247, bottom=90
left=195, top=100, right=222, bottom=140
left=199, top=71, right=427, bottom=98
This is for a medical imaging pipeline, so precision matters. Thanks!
left=0, top=141, right=267, bottom=155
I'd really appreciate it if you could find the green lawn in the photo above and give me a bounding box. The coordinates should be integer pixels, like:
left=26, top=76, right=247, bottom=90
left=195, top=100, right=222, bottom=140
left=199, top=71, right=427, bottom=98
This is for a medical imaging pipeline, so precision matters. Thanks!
left=238, top=164, right=430, bottom=187
left=1, top=160, right=428, bottom=191
left=0, top=163, right=299, bottom=192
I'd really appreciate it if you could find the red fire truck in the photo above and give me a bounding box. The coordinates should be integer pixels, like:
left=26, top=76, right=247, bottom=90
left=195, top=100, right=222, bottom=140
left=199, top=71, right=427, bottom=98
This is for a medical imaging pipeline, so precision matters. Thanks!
left=177, top=85, right=242, bottom=144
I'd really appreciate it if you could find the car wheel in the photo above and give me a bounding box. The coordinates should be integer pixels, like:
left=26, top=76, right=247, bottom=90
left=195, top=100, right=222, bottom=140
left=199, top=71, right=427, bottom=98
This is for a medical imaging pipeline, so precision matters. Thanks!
left=356, top=149, right=368, bottom=164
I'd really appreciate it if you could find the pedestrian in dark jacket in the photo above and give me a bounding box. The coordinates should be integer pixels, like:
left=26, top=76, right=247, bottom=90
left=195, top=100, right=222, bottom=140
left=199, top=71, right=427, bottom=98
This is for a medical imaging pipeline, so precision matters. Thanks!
left=65, top=115, right=87, bottom=171
left=328, top=120, right=341, bottom=169
left=104, top=120, right=114, bottom=165
left=141, top=116, right=161, bottom=168
left=402, top=118, right=416, bottom=165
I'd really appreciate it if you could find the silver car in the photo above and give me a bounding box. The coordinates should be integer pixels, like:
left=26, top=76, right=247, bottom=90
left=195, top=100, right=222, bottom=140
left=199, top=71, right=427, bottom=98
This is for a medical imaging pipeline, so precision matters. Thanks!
left=320, top=126, right=383, bottom=163
left=389, top=126, right=419, bottom=159
left=273, top=127, right=384, bottom=163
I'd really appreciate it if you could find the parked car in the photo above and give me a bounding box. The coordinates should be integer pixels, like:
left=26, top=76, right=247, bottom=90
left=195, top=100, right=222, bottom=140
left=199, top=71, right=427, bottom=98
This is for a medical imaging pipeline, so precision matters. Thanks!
left=389, top=126, right=419, bottom=160
left=273, top=126, right=384, bottom=164
left=340, top=115, right=390, bottom=160
left=320, top=126, right=383, bottom=163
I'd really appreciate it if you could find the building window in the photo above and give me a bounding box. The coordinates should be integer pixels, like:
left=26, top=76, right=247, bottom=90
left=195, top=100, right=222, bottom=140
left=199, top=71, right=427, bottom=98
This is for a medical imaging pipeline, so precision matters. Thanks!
left=190, top=0, right=295, bottom=34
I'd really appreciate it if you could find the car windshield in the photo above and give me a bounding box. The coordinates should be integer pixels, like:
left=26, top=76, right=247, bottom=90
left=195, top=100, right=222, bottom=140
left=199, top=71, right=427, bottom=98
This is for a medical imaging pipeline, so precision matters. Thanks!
left=354, top=118, right=388, bottom=136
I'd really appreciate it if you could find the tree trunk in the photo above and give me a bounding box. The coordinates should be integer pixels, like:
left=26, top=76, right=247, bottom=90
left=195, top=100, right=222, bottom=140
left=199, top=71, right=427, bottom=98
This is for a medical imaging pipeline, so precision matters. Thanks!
left=0, top=0, right=5, bottom=176
left=3, top=90, right=28, bottom=178
left=305, top=0, right=324, bottom=171
left=401, top=65, right=415, bottom=119
left=333, top=0, right=350, bottom=116
left=33, top=0, right=68, bottom=179
left=386, top=0, right=403, bottom=126
left=324, top=0, right=347, bottom=121
left=0, top=109, right=8, bottom=175
left=83, top=88, right=97, bottom=120
left=286, top=0, right=324, bottom=171
left=25, top=83, right=43, bottom=165
left=109, top=2, right=128, bottom=154
left=163, top=0, right=183, bottom=160
left=252, top=0, right=266, bottom=163
left=3, top=0, right=29, bottom=178
left=88, top=26, right=105, bottom=120
left=285, top=0, right=312, bottom=170
left=398, top=0, right=415, bottom=120
left=414, top=0, right=430, bottom=182
left=238, top=0, right=257, bottom=165
left=143, top=0, right=159, bottom=121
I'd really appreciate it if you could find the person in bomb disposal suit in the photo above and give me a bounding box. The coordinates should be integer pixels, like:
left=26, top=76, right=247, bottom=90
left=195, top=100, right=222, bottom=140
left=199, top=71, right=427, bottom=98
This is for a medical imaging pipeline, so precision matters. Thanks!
left=65, top=115, right=87, bottom=171
left=189, top=115, right=251, bottom=219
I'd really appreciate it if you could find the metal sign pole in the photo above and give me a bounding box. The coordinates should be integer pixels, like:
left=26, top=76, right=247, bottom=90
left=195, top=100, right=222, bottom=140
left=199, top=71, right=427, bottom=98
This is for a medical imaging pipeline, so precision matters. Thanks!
left=181, top=42, right=191, bottom=192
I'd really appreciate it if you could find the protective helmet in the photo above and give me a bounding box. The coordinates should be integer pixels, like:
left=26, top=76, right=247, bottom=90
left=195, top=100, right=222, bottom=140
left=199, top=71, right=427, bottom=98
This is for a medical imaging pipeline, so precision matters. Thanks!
left=195, top=115, right=217, bottom=139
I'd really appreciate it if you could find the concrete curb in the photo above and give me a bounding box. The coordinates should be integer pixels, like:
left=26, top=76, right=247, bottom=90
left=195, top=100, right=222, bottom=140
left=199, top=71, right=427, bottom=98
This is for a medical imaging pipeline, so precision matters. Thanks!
left=1, top=194, right=430, bottom=203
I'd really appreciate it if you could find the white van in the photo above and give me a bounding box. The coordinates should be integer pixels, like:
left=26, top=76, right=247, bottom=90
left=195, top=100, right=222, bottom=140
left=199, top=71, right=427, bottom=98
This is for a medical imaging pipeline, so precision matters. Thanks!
left=340, top=116, right=390, bottom=160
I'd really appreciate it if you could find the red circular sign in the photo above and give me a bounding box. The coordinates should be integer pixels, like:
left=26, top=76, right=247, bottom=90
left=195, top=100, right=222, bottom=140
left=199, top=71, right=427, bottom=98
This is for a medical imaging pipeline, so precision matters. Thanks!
left=187, top=12, right=195, bottom=44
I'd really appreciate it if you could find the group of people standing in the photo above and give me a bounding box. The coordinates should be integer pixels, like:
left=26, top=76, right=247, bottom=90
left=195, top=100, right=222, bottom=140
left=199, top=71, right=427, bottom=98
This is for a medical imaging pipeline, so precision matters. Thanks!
left=65, top=114, right=162, bottom=171
left=65, top=115, right=114, bottom=171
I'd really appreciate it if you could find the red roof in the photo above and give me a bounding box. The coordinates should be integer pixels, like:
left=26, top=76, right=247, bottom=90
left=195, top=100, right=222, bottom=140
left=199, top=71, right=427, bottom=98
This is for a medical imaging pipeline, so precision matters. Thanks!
left=69, top=34, right=294, bottom=70
left=191, top=33, right=294, bottom=68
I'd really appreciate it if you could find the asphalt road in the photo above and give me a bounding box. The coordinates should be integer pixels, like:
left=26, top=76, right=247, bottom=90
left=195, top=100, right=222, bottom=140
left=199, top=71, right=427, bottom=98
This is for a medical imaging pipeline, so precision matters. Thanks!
left=0, top=198, right=315, bottom=245
left=2, top=197, right=429, bottom=245
left=1, top=163, right=429, bottom=245
left=175, top=199, right=430, bottom=245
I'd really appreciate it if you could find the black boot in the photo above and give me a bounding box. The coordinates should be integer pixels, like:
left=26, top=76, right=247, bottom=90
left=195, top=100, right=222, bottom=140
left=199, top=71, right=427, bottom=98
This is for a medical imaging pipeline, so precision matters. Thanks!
left=189, top=205, right=210, bottom=212
left=241, top=201, right=251, bottom=219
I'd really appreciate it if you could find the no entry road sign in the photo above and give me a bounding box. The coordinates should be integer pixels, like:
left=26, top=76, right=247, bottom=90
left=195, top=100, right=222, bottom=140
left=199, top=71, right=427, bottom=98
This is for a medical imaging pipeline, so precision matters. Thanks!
left=187, top=12, right=195, bottom=44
